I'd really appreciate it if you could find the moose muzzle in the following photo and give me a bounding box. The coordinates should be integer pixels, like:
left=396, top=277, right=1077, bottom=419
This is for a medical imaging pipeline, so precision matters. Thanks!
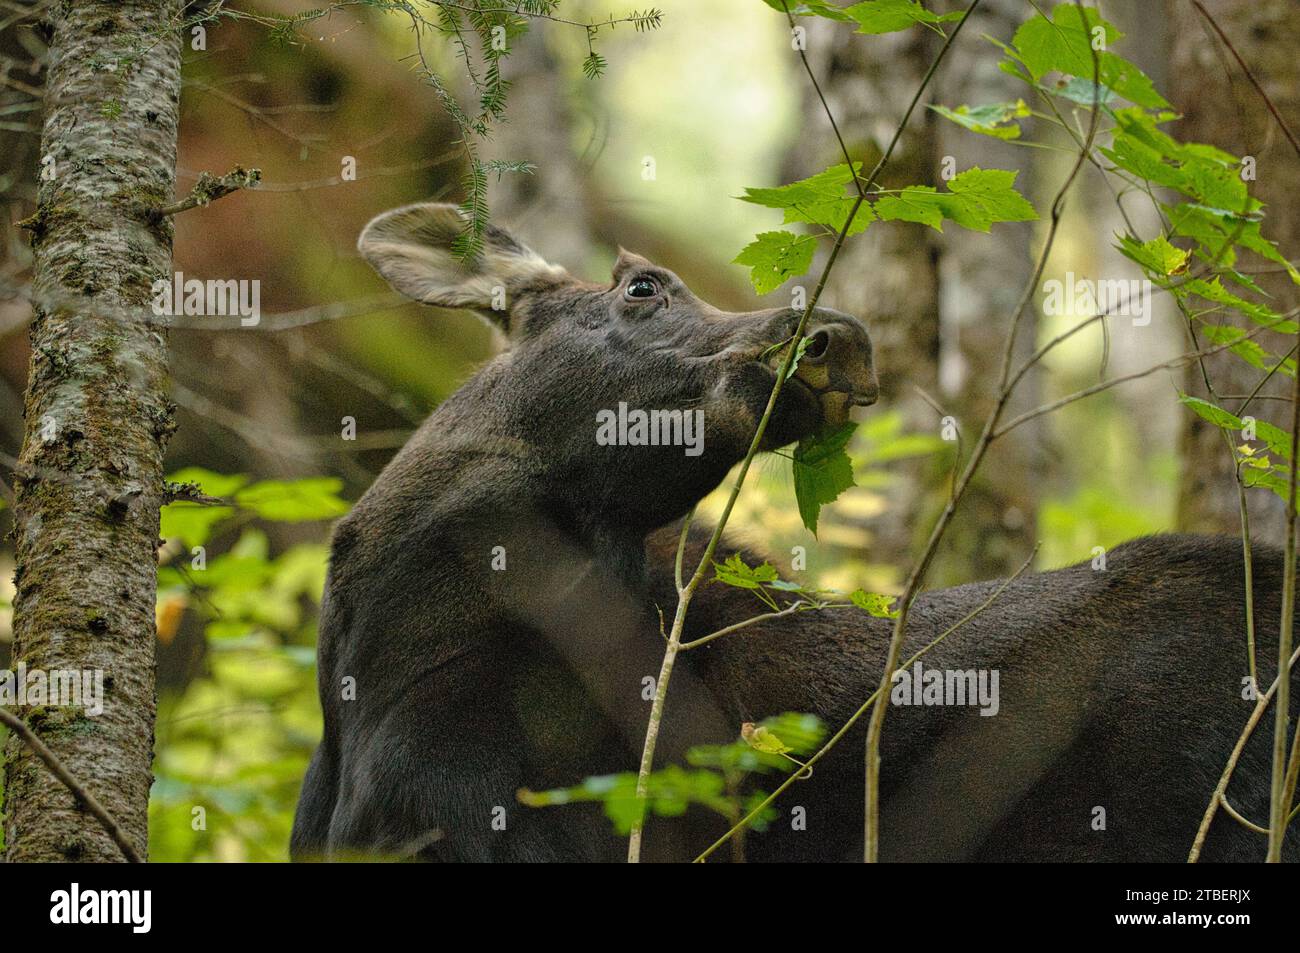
left=787, top=311, right=879, bottom=425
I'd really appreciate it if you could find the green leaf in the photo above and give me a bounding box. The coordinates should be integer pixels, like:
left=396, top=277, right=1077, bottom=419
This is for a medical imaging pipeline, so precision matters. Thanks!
left=166, top=467, right=249, bottom=499
left=843, top=0, right=964, bottom=35
left=930, top=100, right=1030, bottom=140
left=741, top=723, right=792, bottom=755
left=1251, top=420, right=1293, bottom=461
left=1181, top=276, right=1297, bottom=334
left=1006, top=3, right=1167, bottom=109
left=713, top=552, right=780, bottom=590
left=1178, top=393, right=1242, bottom=432
left=159, top=504, right=236, bottom=549
left=233, top=477, right=350, bottom=522
left=739, top=162, right=874, bottom=237
left=1043, top=77, right=1117, bottom=106
left=873, top=167, right=1037, bottom=233
left=849, top=588, right=899, bottom=618
left=1115, top=234, right=1189, bottom=277
left=1103, top=110, right=1253, bottom=215
left=792, top=421, right=857, bottom=535
left=782, top=335, right=813, bottom=381
left=760, top=0, right=855, bottom=21
left=734, top=230, right=819, bottom=294
left=519, top=766, right=731, bottom=836
left=1198, top=325, right=1277, bottom=375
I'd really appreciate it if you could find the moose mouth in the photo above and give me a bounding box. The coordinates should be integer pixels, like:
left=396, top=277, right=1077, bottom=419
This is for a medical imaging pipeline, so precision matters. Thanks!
left=749, top=362, right=850, bottom=441
left=761, top=360, right=877, bottom=432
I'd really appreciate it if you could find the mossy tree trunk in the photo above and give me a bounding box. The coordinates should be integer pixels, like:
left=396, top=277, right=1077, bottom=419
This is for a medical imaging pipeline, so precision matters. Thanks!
left=3, top=0, right=182, bottom=862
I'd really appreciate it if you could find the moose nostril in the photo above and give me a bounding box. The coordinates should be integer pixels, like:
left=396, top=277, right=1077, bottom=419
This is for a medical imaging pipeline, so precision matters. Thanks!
left=805, top=329, right=831, bottom=361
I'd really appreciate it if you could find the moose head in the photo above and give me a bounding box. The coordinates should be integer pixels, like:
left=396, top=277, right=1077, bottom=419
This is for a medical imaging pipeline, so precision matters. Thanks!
left=356, top=202, right=879, bottom=535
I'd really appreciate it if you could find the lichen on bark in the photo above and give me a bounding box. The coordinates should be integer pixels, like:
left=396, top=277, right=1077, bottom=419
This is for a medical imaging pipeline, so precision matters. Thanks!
left=2, top=0, right=183, bottom=862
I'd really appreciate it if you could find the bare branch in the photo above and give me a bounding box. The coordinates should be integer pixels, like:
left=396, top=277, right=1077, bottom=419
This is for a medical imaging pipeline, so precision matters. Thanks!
left=151, top=165, right=261, bottom=218
left=0, top=708, right=143, bottom=863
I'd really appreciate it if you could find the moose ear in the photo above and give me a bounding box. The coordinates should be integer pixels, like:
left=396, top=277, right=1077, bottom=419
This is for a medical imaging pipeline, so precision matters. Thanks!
left=357, top=202, right=568, bottom=326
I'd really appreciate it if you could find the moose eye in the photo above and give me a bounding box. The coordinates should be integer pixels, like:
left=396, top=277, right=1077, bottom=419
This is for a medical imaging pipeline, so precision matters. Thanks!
left=625, top=276, right=659, bottom=299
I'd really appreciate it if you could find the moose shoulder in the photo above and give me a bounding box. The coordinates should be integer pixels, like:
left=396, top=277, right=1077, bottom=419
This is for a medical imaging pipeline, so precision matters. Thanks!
left=291, top=203, right=1299, bottom=863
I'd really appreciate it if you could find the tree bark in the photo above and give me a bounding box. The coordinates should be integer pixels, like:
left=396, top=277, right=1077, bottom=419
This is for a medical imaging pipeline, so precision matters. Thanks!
left=1169, top=0, right=1300, bottom=540
left=3, top=0, right=182, bottom=862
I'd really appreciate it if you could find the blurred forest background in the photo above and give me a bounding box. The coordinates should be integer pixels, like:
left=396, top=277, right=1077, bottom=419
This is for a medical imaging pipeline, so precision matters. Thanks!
left=0, top=0, right=1297, bottom=860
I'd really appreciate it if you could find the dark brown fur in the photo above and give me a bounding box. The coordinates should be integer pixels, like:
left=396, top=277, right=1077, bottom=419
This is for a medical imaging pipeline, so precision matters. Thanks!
left=292, top=204, right=1298, bottom=862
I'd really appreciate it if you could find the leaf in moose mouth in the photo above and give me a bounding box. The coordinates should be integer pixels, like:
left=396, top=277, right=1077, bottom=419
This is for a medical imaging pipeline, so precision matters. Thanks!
left=791, top=421, right=858, bottom=536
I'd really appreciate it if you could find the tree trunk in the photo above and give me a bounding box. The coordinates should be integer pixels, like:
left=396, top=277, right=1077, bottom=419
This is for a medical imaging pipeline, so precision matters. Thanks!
left=1169, top=0, right=1300, bottom=540
left=3, top=0, right=181, bottom=862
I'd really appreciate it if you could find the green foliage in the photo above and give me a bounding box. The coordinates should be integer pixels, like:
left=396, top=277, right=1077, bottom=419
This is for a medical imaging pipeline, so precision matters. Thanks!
left=874, top=167, right=1036, bottom=233
left=733, top=230, right=820, bottom=294
left=843, top=0, right=964, bottom=35
left=710, top=551, right=896, bottom=622
left=740, top=162, right=872, bottom=236
left=1179, top=395, right=1295, bottom=501
left=996, top=2, right=1166, bottom=109
left=519, top=712, right=824, bottom=839
left=149, top=470, right=347, bottom=860
left=712, top=551, right=781, bottom=590
left=849, top=588, right=899, bottom=618
left=765, top=0, right=964, bottom=35
left=929, top=2, right=1300, bottom=522
left=792, top=421, right=858, bottom=535
left=160, top=469, right=347, bottom=549
left=929, top=100, right=1031, bottom=140
left=735, top=165, right=1033, bottom=290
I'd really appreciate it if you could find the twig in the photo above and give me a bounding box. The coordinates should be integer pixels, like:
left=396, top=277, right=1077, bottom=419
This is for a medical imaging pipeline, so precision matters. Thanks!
left=1190, top=1, right=1300, bottom=160
left=680, top=601, right=810, bottom=651
left=992, top=319, right=1288, bottom=440
left=695, top=544, right=1038, bottom=862
left=1189, top=641, right=1300, bottom=861
left=151, top=166, right=261, bottom=218
left=0, top=707, right=143, bottom=863
left=1219, top=794, right=1269, bottom=835
left=162, top=481, right=226, bottom=506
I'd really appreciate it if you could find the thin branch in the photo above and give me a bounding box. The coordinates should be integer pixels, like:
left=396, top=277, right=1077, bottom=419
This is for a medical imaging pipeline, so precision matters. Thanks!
left=150, top=166, right=261, bottom=218
left=680, top=601, right=809, bottom=652
left=992, top=320, right=1288, bottom=440
left=780, top=0, right=864, bottom=197
left=1190, top=0, right=1300, bottom=160
left=695, top=544, right=1038, bottom=863
left=1189, top=640, right=1300, bottom=861
left=0, top=707, right=143, bottom=863
left=1219, top=794, right=1269, bottom=835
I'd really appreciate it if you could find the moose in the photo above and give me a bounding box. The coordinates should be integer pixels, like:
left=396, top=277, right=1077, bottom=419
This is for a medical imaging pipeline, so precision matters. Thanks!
left=291, top=202, right=1300, bottom=862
